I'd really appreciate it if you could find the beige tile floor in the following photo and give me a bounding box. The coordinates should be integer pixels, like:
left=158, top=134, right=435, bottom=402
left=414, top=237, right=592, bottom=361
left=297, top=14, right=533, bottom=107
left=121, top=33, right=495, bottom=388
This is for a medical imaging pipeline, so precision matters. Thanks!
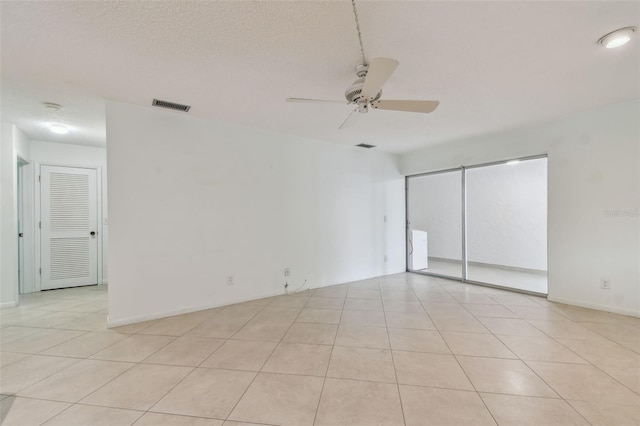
left=416, top=259, right=548, bottom=294
left=1, top=273, right=639, bottom=426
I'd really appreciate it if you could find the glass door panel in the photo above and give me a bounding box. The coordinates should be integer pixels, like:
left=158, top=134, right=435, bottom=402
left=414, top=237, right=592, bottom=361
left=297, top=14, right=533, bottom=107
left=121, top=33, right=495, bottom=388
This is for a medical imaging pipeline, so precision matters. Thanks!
left=465, top=158, right=548, bottom=294
left=407, top=170, right=462, bottom=279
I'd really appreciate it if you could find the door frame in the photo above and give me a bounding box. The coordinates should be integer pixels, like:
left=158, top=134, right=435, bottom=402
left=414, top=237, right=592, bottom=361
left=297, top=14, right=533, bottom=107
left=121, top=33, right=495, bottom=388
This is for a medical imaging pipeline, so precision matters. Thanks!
left=34, top=161, right=104, bottom=292
left=405, top=154, right=548, bottom=297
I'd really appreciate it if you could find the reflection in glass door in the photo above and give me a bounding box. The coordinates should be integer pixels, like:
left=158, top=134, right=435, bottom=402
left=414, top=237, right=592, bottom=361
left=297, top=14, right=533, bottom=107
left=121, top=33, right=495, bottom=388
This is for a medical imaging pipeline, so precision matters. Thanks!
left=406, top=169, right=462, bottom=279
left=466, top=158, right=548, bottom=294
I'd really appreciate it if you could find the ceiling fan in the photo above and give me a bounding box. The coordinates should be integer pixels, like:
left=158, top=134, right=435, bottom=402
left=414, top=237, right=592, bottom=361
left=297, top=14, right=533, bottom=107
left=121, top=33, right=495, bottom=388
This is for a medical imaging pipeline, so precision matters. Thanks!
left=286, top=0, right=440, bottom=129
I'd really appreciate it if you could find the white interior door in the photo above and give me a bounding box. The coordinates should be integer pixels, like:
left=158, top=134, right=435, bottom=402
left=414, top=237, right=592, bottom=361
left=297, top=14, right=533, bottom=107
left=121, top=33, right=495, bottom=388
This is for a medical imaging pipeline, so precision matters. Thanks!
left=41, top=165, right=98, bottom=290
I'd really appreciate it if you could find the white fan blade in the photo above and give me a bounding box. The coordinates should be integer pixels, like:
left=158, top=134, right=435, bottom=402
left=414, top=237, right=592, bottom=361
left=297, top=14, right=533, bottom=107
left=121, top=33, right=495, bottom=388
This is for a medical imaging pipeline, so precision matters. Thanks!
left=371, top=100, right=440, bottom=113
left=287, top=97, right=346, bottom=104
left=361, top=57, right=399, bottom=101
left=339, top=109, right=359, bottom=129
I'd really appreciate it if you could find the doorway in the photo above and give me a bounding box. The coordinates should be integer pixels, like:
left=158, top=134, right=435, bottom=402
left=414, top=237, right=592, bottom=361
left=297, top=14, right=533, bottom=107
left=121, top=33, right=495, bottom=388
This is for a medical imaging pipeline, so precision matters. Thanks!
left=406, top=156, right=548, bottom=295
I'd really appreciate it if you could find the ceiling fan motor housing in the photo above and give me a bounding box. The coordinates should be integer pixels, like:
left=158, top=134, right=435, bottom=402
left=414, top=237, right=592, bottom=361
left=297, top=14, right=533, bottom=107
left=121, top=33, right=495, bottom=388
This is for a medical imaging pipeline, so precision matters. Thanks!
left=344, top=64, right=382, bottom=107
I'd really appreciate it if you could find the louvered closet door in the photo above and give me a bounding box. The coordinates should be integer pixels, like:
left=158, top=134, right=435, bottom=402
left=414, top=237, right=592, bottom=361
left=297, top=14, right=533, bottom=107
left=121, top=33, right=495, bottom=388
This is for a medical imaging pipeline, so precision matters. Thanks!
left=41, top=166, right=98, bottom=290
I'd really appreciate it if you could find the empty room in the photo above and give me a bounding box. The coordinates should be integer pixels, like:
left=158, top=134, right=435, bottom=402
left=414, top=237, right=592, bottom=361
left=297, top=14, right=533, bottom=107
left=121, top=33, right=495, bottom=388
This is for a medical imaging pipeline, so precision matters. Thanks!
left=0, top=1, right=638, bottom=426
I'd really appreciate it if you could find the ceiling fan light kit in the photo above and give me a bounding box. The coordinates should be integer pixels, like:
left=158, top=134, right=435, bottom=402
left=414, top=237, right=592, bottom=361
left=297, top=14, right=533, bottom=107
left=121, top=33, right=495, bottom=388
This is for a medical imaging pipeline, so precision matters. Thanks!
left=287, top=0, right=440, bottom=129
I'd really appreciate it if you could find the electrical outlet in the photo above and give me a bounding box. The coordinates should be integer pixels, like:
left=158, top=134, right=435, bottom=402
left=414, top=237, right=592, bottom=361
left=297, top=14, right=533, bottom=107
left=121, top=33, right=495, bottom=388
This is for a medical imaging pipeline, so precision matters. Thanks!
left=227, top=275, right=234, bottom=286
left=284, top=268, right=290, bottom=277
left=384, top=254, right=388, bottom=263
left=601, top=279, right=611, bottom=289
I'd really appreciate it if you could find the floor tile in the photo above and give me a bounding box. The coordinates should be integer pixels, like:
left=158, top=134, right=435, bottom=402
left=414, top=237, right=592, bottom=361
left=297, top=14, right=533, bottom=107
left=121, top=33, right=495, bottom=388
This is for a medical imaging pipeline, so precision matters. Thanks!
left=313, top=287, right=348, bottom=298
left=423, top=302, right=472, bottom=316
left=394, top=351, right=473, bottom=390
left=0, top=326, right=42, bottom=344
left=90, top=334, right=175, bottom=362
left=442, top=331, right=516, bottom=358
left=143, top=336, right=225, bottom=367
left=135, top=412, right=223, bottom=425
left=0, top=328, right=85, bottom=354
left=228, top=372, right=323, bottom=426
left=343, top=298, right=383, bottom=311
left=137, top=311, right=213, bottom=336
left=507, top=306, right=570, bottom=321
left=527, top=361, right=640, bottom=405
left=186, top=316, right=250, bottom=339
left=268, top=295, right=309, bottom=308
left=18, top=359, right=133, bottom=402
left=41, top=332, right=128, bottom=358
left=200, top=340, right=277, bottom=371
left=334, top=324, right=390, bottom=349
left=463, top=303, right=519, bottom=318
left=339, top=309, right=386, bottom=327
left=556, top=338, right=640, bottom=368
left=81, top=363, right=192, bottom=410
left=347, top=289, right=381, bottom=299
left=567, top=400, right=640, bottom=426
left=305, top=297, right=345, bottom=309
left=327, top=346, right=396, bottom=383
left=382, top=300, right=424, bottom=313
left=232, top=320, right=291, bottom=341
left=384, top=311, right=435, bottom=330
left=388, top=328, right=450, bottom=353
left=0, top=396, right=69, bottom=426
left=43, top=404, right=143, bottom=425
left=315, top=378, right=404, bottom=426
left=453, top=294, right=500, bottom=305
left=497, top=335, right=588, bottom=363
left=296, top=308, right=341, bottom=324
left=481, top=393, right=588, bottom=426
left=597, top=364, right=640, bottom=394
left=282, top=322, right=337, bottom=345
left=477, top=317, right=547, bottom=337
left=457, top=356, right=558, bottom=397
left=0, top=354, right=78, bottom=394
left=252, top=307, right=300, bottom=323
left=0, top=352, right=28, bottom=368
left=431, top=314, right=490, bottom=333
left=152, top=368, right=256, bottom=419
left=400, top=385, right=496, bottom=426
left=528, top=320, right=605, bottom=340
left=262, top=342, right=332, bottom=376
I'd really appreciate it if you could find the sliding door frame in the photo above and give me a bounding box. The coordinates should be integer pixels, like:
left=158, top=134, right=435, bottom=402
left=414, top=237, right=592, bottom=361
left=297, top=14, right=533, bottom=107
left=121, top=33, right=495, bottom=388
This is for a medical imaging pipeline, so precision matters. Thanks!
left=405, top=154, right=548, bottom=297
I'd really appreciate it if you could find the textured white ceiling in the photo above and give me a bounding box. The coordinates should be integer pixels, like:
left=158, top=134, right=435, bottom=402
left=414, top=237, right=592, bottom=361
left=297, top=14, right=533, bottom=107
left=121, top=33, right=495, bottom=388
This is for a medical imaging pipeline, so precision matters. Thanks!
left=1, top=1, right=638, bottom=153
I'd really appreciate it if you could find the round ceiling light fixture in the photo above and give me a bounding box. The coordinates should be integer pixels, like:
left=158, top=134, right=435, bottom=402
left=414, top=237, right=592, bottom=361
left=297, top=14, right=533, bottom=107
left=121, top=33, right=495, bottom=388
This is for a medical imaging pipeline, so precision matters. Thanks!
left=598, top=26, right=636, bottom=49
left=49, top=123, right=69, bottom=134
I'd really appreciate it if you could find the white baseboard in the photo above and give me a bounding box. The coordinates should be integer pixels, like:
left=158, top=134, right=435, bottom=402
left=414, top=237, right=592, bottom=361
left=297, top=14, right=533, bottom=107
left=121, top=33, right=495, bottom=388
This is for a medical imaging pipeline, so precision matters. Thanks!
left=547, top=296, right=640, bottom=318
left=0, top=301, right=18, bottom=309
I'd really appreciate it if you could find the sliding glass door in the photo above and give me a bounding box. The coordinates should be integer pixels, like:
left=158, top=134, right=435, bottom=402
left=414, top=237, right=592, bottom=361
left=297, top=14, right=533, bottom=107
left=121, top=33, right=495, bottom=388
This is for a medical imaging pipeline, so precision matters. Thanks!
left=466, top=158, right=548, bottom=293
left=406, top=156, right=548, bottom=295
left=406, top=169, right=462, bottom=279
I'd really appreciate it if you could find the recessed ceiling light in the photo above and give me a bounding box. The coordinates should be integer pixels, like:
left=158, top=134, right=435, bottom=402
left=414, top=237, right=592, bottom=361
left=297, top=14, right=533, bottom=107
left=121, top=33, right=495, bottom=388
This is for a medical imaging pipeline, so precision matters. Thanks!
left=49, top=124, right=69, bottom=134
left=598, top=27, right=636, bottom=49
left=506, top=160, right=520, bottom=165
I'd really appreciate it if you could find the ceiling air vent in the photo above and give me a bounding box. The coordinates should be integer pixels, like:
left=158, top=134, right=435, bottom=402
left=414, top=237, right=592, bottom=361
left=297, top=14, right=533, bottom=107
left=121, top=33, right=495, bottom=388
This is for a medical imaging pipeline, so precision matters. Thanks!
left=152, top=99, right=191, bottom=112
left=355, top=143, right=376, bottom=149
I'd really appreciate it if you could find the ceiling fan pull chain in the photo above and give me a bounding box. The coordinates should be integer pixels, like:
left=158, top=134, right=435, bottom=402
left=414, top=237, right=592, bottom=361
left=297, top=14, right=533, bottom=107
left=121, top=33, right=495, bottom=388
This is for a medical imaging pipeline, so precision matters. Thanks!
left=351, top=0, right=367, bottom=65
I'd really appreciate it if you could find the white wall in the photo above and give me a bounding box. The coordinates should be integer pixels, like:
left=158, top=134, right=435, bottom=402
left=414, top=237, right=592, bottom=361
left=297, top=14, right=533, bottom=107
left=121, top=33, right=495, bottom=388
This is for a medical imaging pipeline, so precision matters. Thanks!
left=0, top=124, right=31, bottom=307
left=466, top=158, right=547, bottom=271
left=107, top=101, right=405, bottom=326
left=402, top=100, right=640, bottom=316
